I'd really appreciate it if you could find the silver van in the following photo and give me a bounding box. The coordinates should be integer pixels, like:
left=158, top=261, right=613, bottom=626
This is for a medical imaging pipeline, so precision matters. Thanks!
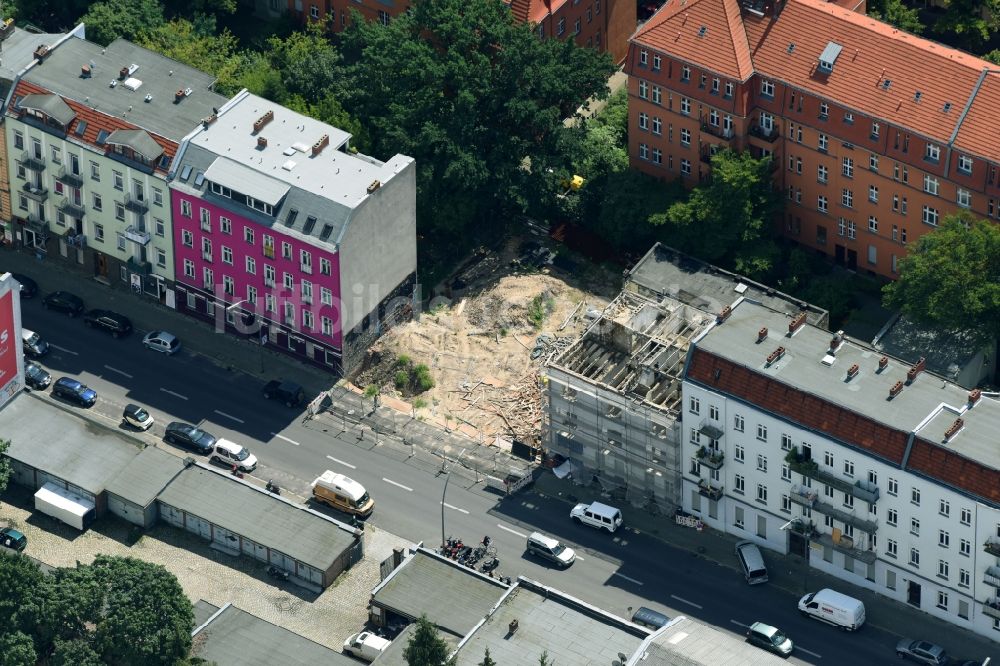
left=526, top=532, right=576, bottom=567
left=735, top=540, right=768, bottom=585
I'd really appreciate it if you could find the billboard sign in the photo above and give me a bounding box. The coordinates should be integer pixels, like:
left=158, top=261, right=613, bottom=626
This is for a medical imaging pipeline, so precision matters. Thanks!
left=0, top=273, right=25, bottom=408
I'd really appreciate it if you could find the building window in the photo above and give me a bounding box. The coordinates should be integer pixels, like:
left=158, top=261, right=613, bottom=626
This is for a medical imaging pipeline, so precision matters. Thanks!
left=322, top=316, right=333, bottom=336
left=184, top=259, right=194, bottom=278
left=887, top=478, right=898, bottom=496
left=156, top=248, right=166, bottom=267
left=680, top=159, right=691, bottom=175
left=155, top=219, right=165, bottom=237
left=181, top=200, right=192, bottom=218
left=638, top=81, right=648, bottom=99
left=301, top=279, right=313, bottom=304
left=870, top=121, right=879, bottom=138
left=886, top=508, right=897, bottom=526
left=91, top=193, right=103, bottom=212
left=957, top=188, right=971, bottom=208
left=757, top=454, right=767, bottom=472
left=310, top=4, right=319, bottom=18
left=681, top=65, right=690, bottom=81
left=219, top=217, right=231, bottom=234
left=960, top=539, right=971, bottom=556
left=652, top=117, right=662, bottom=135
left=761, top=79, right=775, bottom=97
left=781, top=494, right=791, bottom=512
left=201, top=238, right=212, bottom=260
left=960, top=508, right=971, bottom=526
left=936, top=590, right=948, bottom=609
left=780, top=434, right=792, bottom=451
left=639, top=143, right=648, bottom=160
left=818, top=196, right=828, bottom=213
left=868, top=216, right=878, bottom=233
left=724, top=81, right=734, bottom=97
left=756, top=424, right=767, bottom=441
left=886, top=539, right=897, bottom=558
left=781, top=464, right=791, bottom=481
left=321, top=287, right=333, bottom=305
left=689, top=396, right=701, bottom=414
left=153, top=188, right=163, bottom=206
left=939, top=499, right=950, bottom=517
left=734, top=474, right=745, bottom=495
left=959, top=569, right=970, bottom=588
left=283, top=272, right=293, bottom=291
left=734, top=444, right=744, bottom=463
left=680, top=127, right=690, bottom=145
left=319, top=257, right=332, bottom=275
left=638, top=112, right=648, bottom=130
left=264, top=265, right=275, bottom=287
left=679, top=97, right=689, bottom=114
left=869, top=184, right=878, bottom=202
left=265, top=294, right=276, bottom=313
left=378, top=9, right=390, bottom=24
left=910, top=517, right=920, bottom=536
left=223, top=276, right=234, bottom=295
left=957, top=154, right=973, bottom=174
left=303, top=309, right=314, bottom=330
left=841, top=189, right=853, bottom=208
left=557, top=18, right=565, bottom=35
left=113, top=171, right=123, bottom=191
left=756, top=484, right=767, bottom=504
left=923, top=175, right=939, bottom=195
left=652, top=148, right=662, bottom=164
left=13, top=130, right=23, bottom=149
left=652, top=55, right=661, bottom=70
left=200, top=208, right=210, bottom=231
left=819, top=102, right=829, bottom=118
left=817, top=164, right=828, bottom=183
left=709, top=405, right=719, bottom=420
left=282, top=242, right=292, bottom=259
left=734, top=414, right=744, bottom=432
left=869, top=153, right=879, bottom=171
left=203, top=267, right=214, bottom=290
left=909, top=548, right=919, bottom=567
left=245, top=256, right=256, bottom=275
left=639, top=50, right=648, bottom=66
left=115, top=202, right=125, bottom=221
left=222, top=246, right=233, bottom=265
left=925, top=143, right=940, bottom=162
left=939, top=530, right=949, bottom=548
left=842, top=157, right=853, bottom=177
left=182, top=230, right=193, bottom=247
left=911, top=487, right=920, bottom=505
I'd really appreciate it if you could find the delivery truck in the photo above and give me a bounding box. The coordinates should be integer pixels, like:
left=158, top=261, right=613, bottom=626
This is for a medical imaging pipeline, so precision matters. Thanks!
left=34, top=482, right=96, bottom=531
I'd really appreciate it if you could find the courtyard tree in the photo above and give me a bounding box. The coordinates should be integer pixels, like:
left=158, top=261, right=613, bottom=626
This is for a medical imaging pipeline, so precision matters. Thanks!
left=883, top=211, right=1000, bottom=343
left=404, top=615, right=454, bottom=666
left=80, top=0, right=166, bottom=46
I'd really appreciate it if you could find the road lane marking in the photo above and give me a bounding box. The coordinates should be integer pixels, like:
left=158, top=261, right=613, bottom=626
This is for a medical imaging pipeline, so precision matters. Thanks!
left=103, top=365, right=132, bottom=379
left=729, top=620, right=748, bottom=628
left=214, top=409, right=244, bottom=423
left=49, top=344, right=78, bottom=356
left=496, top=524, right=527, bottom=538
left=382, top=478, right=413, bottom=492
left=273, top=434, right=300, bottom=446
left=160, top=388, right=188, bottom=400
left=326, top=455, right=356, bottom=469
left=441, top=502, right=469, bottom=514
left=795, top=646, right=822, bottom=659
left=670, top=594, right=703, bottom=609
left=612, top=572, right=644, bottom=586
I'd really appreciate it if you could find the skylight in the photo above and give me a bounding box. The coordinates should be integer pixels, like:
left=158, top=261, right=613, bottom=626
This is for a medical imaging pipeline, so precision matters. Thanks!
left=303, top=216, right=317, bottom=235
left=180, top=165, right=193, bottom=181
left=193, top=171, right=205, bottom=187
left=96, top=129, right=110, bottom=145
left=284, top=208, right=298, bottom=227
left=74, top=120, right=87, bottom=137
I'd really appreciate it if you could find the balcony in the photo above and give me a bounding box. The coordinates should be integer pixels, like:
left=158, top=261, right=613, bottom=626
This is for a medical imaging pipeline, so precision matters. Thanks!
left=786, top=451, right=878, bottom=501
left=55, top=166, right=84, bottom=188
left=126, top=257, right=152, bottom=276
left=985, top=538, right=1000, bottom=557
left=986, top=566, right=1000, bottom=588
left=21, top=150, right=45, bottom=171
left=124, top=226, right=151, bottom=246
left=787, top=484, right=877, bottom=533
left=21, top=181, right=48, bottom=202
left=698, top=418, right=723, bottom=441
left=983, top=599, right=1000, bottom=620
left=57, top=198, right=85, bottom=220
left=813, top=531, right=878, bottom=564
left=749, top=124, right=780, bottom=143
left=124, top=194, right=149, bottom=213
left=700, top=123, right=734, bottom=140
left=695, top=446, right=724, bottom=470
left=25, top=213, right=48, bottom=234
left=697, top=479, right=724, bottom=501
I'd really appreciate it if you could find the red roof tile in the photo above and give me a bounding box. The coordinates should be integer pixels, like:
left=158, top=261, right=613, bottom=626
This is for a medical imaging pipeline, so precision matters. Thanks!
left=10, top=80, right=177, bottom=169
left=503, top=0, right=565, bottom=25
left=633, top=0, right=754, bottom=80
left=908, top=438, right=1000, bottom=505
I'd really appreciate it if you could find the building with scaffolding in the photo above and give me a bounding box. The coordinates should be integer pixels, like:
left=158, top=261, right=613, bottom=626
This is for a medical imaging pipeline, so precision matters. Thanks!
left=542, top=243, right=827, bottom=511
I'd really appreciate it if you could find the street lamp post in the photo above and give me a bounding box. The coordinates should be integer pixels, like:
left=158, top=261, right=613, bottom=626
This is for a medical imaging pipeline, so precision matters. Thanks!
left=780, top=517, right=811, bottom=593
left=440, top=468, right=451, bottom=550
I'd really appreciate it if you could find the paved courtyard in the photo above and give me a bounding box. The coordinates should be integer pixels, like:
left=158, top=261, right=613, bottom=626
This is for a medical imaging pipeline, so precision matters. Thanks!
left=0, top=485, right=411, bottom=650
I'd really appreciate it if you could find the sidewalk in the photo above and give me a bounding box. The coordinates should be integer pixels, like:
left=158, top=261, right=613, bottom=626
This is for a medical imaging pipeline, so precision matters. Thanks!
left=532, top=472, right=999, bottom=660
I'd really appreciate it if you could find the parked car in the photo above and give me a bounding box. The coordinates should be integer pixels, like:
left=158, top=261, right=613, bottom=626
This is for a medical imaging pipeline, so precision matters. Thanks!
left=570, top=501, right=623, bottom=533
left=142, top=330, right=181, bottom=354
left=0, top=527, right=26, bottom=552
left=896, top=639, right=949, bottom=665
left=41, top=290, right=84, bottom=316
left=11, top=273, right=37, bottom=299
left=631, top=607, right=670, bottom=631
left=24, top=361, right=51, bottom=390
left=21, top=329, right=48, bottom=358
left=526, top=531, right=576, bottom=567
left=746, top=621, right=794, bottom=657
left=122, top=403, right=154, bottom=430
left=51, top=377, right=97, bottom=406
left=342, top=632, right=390, bottom=662
left=83, top=309, right=132, bottom=337
left=262, top=379, right=305, bottom=407
left=164, top=421, right=216, bottom=455
left=210, top=438, right=257, bottom=473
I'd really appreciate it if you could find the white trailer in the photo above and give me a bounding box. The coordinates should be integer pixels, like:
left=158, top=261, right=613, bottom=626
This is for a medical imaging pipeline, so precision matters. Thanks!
left=34, top=482, right=96, bottom=531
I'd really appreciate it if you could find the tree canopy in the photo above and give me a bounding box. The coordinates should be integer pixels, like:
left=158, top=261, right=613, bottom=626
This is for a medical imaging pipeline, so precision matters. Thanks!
left=337, top=0, right=616, bottom=238
left=79, top=0, right=166, bottom=46
left=883, top=211, right=1000, bottom=343
left=404, top=615, right=453, bottom=666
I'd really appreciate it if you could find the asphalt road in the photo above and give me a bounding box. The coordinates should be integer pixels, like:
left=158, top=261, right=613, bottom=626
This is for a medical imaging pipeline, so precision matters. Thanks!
left=20, top=299, right=935, bottom=665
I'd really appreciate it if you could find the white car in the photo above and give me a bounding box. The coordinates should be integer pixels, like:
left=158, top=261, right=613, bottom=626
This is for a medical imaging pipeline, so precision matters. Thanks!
left=142, top=330, right=181, bottom=354
left=343, top=632, right=390, bottom=662
left=210, top=438, right=258, bottom=473
left=123, top=403, right=155, bottom=431
left=570, top=501, right=623, bottom=533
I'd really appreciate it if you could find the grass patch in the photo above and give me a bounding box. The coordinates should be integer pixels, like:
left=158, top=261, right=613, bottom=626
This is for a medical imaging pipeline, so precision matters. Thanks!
left=528, top=292, right=556, bottom=329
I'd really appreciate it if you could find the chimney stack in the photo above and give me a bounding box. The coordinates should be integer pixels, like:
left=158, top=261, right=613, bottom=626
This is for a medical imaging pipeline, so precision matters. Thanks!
left=253, top=109, right=275, bottom=134
left=757, top=327, right=768, bottom=343
left=969, top=388, right=982, bottom=406
left=944, top=418, right=964, bottom=441
left=311, top=134, right=330, bottom=156
left=846, top=364, right=859, bottom=380
left=788, top=312, right=807, bottom=335
left=878, top=356, right=889, bottom=372
left=906, top=357, right=926, bottom=384
left=889, top=380, right=904, bottom=399
left=766, top=346, right=785, bottom=366
left=257, top=136, right=268, bottom=149
left=717, top=305, right=732, bottom=323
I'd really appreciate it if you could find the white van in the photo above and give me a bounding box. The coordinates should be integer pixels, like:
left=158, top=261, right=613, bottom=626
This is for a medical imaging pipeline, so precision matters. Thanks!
left=22, top=329, right=48, bottom=357
left=343, top=632, right=390, bottom=662
left=570, top=501, right=623, bottom=533
left=526, top=532, right=576, bottom=567
left=798, top=588, right=866, bottom=631
left=312, top=471, right=374, bottom=518
left=734, top=540, right=769, bottom=585
left=210, top=439, right=258, bottom=473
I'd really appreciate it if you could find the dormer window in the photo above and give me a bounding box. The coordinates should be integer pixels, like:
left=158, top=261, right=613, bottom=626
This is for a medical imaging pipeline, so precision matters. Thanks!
left=761, top=79, right=775, bottom=97
left=925, top=143, right=940, bottom=162
left=210, top=181, right=232, bottom=198
left=681, top=66, right=690, bottom=82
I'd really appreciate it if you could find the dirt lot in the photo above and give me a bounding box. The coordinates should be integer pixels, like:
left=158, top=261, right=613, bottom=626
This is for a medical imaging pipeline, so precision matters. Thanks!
left=353, top=237, right=618, bottom=446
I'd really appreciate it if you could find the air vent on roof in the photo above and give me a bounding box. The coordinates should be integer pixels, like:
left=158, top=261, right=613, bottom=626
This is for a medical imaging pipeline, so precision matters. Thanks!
left=180, top=165, right=193, bottom=182
left=914, top=91, right=922, bottom=102
left=319, top=224, right=334, bottom=241
left=303, top=216, right=318, bottom=234
left=817, top=41, right=843, bottom=74
left=881, top=79, right=891, bottom=90
left=284, top=208, right=298, bottom=227
left=123, top=77, right=142, bottom=91
left=144, top=93, right=152, bottom=103
left=943, top=102, right=952, bottom=112
left=698, top=26, right=707, bottom=37
left=96, top=129, right=110, bottom=145
left=281, top=160, right=296, bottom=171
left=81, top=64, right=91, bottom=78
left=257, top=136, right=268, bottom=148
left=126, top=63, right=139, bottom=76
left=193, top=171, right=205, bottom=187
left=787, top=43, right=795, bottom=54
left=282, top=147, right=296, bottom=156
left=74, top=120, right=87, bottom=137
left=109, top=80, right=117, bottom=88
left=175, top=89, right=186, bottom=102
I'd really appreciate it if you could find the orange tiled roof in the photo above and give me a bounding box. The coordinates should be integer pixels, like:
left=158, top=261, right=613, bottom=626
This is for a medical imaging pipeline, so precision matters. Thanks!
left=686, top=347, right=1000, bottom=505
left=632, top=0, right=754, bottom=81
left=10, top=79, right=178, bottom=168
left=634, top=0, right=1000, bottom=151
left=504, top=0, right=561, bottom=25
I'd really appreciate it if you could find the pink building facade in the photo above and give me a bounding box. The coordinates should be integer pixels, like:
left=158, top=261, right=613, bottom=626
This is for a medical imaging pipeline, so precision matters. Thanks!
left=171, top=191, right=344, bottom=367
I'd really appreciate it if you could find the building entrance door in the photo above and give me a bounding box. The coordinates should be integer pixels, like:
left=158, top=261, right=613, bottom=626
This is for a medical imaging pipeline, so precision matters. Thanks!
left=847, top=249, right=858, bottom=271
left=95, top=253, right=108, bottom=277
left=906, top=580, right=921, bottom=607
left=835, top=244, right=845, bottom=265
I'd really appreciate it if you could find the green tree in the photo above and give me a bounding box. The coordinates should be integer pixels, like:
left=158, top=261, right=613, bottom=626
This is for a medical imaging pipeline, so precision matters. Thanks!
left=80, top=0, right=166, bottom=46
left=883, top=211, right=1000, bottom=343
left=139, top=18, right=246, bottom=95
left=0, top=439, right=11, bottom=496
left=984, top=49, right=1000, bottom=65
left=932, top=0, right=1000, bottom=51
left=0, top=631, right=36, bottom=666
left=403, top=615, right=451, bottom=666
left=9, top=0, right=91, bottom=32
left=337, top=0, right=616, bottom=238
left=51, top=638, right=103, bottom=666
left=0, top=551, right=46, bottom=633
left=539, top=651, right=552, bottom=665
left=479, top=647, right=498, bottom=666
left=577, top=170, right=684, bottom=253
left=867, top=0, right=923, bottom=34
left=264, top=23, right=342, bottom=102
left=661, top=149, right=781, bottom=277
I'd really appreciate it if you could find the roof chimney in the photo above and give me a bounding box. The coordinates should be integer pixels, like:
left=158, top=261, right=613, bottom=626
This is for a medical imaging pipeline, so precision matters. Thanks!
left=717, top=305, right=732, bottom=323
left=175, top=89, right=186, bottom=102
left=888, top=380, right=904, bottom=399
left=367, top=180, right=381, bottom=194
left=202, top=114, right=217, bottom=129
left=253, top=109, right=275, bottom=134
left=757, top=327, right=768, bottom=343
left=788, top=312, right=807, bottom=335
left=906, top=357, right=926, bottom=384
left=877, top=356, right=889, bottom=372
left=34, top=45, right=50, bottom=61
left=969, top=388, right=982, bottom=406
left=846, top=363, right=859, bottom=380
left=81, top=64, right=91, bottom=78
left=119, top=66, right=129, bottom=79
left=257, top=136, right=268, bottom=149
left=766, top=346, right=785, bottom=366
left=311, top=133, right=329, bottom=157
left=944, top=418, right=963, bottom=441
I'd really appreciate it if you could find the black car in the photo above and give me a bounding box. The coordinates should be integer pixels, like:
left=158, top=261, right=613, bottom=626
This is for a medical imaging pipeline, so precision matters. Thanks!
left=51, top=377, right=97, bottom=406
left=42, top=291, right=84, bottom=316
left=263, top=380, right=306, bottom=407
left=0, top=527, right=26, bottom=552
left=164, top=421, right=217, bottom=454
left=11, top=273, right=37, bottom=299
left=24, top=361, right=51, bottom=390
left=83, top=309, right=132, bottom=337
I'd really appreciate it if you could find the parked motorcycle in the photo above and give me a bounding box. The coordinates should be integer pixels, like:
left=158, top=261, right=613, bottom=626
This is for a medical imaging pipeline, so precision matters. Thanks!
left=265, top=480, right=280, bottom=495
left=266, top=565, right=289, bottom=581
left=481, top=557, right=500, bottom=573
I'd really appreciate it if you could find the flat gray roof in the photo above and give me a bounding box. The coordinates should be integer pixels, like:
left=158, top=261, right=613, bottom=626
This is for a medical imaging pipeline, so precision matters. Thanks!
left=371, top=549, right=509, bottom=637
left=24, top=37, right=228, bottom=140
left=0, top=27, right=67, bottom=85
left=172, top=90, right=413, bottom=248
left=104, top=446, right=186, bottom=508
left=0, top=394, right=142, bottom=494
left=193, top=599, right=221, bottom=628
left=455, top=579, right=648, bottom=666
left=157, top=465, right=358, bottom=571
left=192, top=603, right=353, bottom=666
left=626, top=244, right=828, bottom=327
left=695, top=299, right=1000, bottom=471
left=629, top=616, right=789, bottom=665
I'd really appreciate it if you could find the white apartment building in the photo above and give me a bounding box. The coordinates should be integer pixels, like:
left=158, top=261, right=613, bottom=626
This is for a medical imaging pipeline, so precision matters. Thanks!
left=680, top=297, right=1000, bottom=640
